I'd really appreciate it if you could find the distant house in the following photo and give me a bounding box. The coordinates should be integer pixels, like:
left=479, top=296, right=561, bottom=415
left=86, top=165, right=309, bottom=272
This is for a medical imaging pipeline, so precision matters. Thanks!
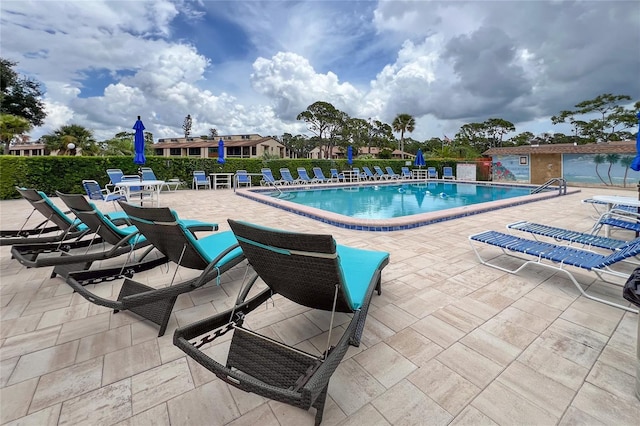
left=153, top=134, right=286, bottom=159
left=308, top=145, right=413, bottom=159
left=483, top=140, right=638, bottom=186
left=7, top=142, right=47, bottom=156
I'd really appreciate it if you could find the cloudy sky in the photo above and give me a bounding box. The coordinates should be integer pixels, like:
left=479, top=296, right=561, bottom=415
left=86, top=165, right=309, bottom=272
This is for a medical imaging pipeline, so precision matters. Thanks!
left=2, top=0, right=639, bottom=142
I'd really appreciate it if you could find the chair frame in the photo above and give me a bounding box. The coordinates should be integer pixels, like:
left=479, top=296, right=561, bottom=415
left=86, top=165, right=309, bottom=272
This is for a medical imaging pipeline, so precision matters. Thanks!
left=174, top=220, right=389, bottom=425
left=427, top=167, right=438, bottom=179
left=469, top=230, right=638, bottom=313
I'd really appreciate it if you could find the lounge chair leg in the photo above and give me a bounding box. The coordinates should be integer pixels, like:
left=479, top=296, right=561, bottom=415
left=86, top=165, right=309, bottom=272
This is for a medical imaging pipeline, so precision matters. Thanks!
left=312, top=385, right=328, bottom=426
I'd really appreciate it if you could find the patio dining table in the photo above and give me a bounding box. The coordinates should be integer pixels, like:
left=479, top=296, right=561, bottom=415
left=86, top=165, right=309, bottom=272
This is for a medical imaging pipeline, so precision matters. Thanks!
left=114, top=179, right=165, bottom=207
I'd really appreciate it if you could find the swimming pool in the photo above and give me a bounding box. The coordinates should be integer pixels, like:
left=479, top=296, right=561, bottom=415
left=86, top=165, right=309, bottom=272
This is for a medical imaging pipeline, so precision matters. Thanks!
left=237, top=180, right=579, bottom=231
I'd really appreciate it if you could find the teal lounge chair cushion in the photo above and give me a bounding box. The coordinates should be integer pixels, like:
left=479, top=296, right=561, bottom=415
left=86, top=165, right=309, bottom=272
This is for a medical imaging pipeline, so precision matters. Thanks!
left=186, top=229, right=243, bottom=265
left=337, top=245, right=389, bottom=309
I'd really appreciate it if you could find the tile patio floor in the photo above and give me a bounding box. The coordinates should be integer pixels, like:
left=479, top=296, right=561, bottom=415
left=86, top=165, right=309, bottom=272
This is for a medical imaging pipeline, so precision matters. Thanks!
left=0, top=184, right=639, bottom=425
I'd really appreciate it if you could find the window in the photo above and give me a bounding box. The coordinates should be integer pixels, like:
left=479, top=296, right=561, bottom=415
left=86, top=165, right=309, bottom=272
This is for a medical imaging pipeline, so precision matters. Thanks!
left=169, top=148, right=181, bottom=156
left=188, top=147, right=200, bottom=156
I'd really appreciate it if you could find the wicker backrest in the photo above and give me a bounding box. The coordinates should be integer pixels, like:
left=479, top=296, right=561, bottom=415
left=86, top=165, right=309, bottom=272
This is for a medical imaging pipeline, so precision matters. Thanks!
left=56, top=192, right=135, bottom=246
left=16, top=187, right=75, bottom=230
left=118, top=202, right=209, bottom=270
left=228, top=219, right=353, bottom=312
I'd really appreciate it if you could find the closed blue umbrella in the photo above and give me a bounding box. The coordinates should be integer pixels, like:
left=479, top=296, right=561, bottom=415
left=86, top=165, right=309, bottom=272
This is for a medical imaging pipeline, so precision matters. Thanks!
left=347, top=145, right=353, bottom=166
left=631, top=112, right=640, bottom=171
left=133, top=116, right=146, bottom=166
left=217, top=138, right=225, bottom=164
left=414, top=148, right=426, bottom=168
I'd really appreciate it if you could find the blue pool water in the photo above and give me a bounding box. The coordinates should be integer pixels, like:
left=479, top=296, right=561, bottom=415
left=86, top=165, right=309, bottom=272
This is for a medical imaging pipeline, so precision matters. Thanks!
left=268, top=182, right=535, bottom=219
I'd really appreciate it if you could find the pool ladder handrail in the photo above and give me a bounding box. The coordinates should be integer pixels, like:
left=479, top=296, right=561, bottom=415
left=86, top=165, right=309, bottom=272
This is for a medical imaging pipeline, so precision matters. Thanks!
left=532, top=178, right=567, bottom=195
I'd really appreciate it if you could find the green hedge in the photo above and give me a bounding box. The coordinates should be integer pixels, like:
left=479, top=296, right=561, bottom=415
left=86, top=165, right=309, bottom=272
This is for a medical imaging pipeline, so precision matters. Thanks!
left=0, top=155, right=487, bottom=199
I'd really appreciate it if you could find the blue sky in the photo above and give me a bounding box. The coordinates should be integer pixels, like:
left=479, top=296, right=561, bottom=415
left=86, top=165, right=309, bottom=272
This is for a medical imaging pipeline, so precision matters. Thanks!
left=1, top=0, right=639, bottom=142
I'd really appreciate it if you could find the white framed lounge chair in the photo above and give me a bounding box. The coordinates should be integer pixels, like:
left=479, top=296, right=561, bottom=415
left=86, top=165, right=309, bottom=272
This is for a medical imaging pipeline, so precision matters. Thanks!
left=507, top=220, right=640, bottom=251
left=469, top=230, right=639, bottom=313
left=385, top=166, right=401, bottom=179
left=427, top=167, right=438, bottom=179
left=443, top=166, right=455, bottom=180
left=192, top=171, right=211, bottom=190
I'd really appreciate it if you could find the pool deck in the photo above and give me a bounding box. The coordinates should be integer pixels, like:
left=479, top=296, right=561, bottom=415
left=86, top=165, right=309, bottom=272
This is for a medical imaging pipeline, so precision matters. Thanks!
left=1, top=185, right=639, bottom=425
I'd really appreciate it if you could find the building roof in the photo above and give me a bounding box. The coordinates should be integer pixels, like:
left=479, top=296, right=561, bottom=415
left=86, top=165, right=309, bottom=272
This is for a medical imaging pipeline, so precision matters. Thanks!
left=153, top=136, right=283, bottom=149
left=483, top=140, right=636, bottom=156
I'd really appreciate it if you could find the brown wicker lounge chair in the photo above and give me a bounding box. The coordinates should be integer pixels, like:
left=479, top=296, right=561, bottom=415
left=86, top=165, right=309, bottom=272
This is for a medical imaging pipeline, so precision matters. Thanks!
left=10, top=192, right=160, bottom=281
left=174, top=219, right=390, bottom=425
left=0, top=187, right=126, bottom=246
left=63, top=201, right=245, bottom=336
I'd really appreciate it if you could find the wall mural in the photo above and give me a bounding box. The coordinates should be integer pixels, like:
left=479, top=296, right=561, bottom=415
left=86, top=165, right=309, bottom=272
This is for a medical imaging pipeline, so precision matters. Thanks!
left=492, top=155, right=530, bottom=183
left=492, top=153, right=639, bottom=187
left=563, top=153, right=637, bottom=187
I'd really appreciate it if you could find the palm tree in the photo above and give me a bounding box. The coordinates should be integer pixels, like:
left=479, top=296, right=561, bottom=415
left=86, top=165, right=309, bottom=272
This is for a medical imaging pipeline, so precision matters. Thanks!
left=41, top=124, right=98, bottom=156
left=619, top=156, right=633, bottom=187
left=593, top=154, right=607, bottom=185
left=392, top=113, right=415, bottom=159
left=605, top=153, right=620, bottom=185
left=0, top=114, right=32, bottom=154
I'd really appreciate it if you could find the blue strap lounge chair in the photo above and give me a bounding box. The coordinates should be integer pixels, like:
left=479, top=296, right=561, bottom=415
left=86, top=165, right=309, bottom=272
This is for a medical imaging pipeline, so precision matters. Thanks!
left=592, top=210, right=640, bottom=236
left=260, top=168, right=284, bottom=186
left=296, top=167, right=317, bottom=184
left=443, top=166, right=455, bottom=180
left=140, top=167, right=172, bottom=191
left=385, top=166, right=401, bottom=179
left=427, top=167, right=438, bottom=179
left=373, top=166, right=391, bottom=180
left=469, top=230, right=639, bottom=312
left=64, top=201, right=244, bottom=336
left=329, top=168, right=343, bottom=182
left=192, top=171, right=211, bottom=190
left=82, top=180, right=129, bottom=212
left=106, top=168, right=125, bottom=193
left=507, top=220, right=639, bottom=251
left=312, top=167, right=331, bottom=183
left=235, top=170, right=252, bottom=188
left=174, top=219, right=389, bottom=425
left=361, top=166, right=378, bottom=180
left=351, top=167, right=367, bottom=181
left=280, top=168, right=300, bottom=184
left=401, top=167, right=412, bottom=179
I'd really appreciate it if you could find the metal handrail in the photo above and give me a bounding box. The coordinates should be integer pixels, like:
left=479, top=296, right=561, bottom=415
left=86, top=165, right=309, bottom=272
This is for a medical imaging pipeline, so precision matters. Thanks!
left=532, top=178, right=567, bottom=195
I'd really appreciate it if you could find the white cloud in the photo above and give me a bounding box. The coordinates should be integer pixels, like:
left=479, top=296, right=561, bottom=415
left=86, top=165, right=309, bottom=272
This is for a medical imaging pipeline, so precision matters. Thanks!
left=250, top=52, right=362, bottom=120
left=1, top=0, right=637, bottom=144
